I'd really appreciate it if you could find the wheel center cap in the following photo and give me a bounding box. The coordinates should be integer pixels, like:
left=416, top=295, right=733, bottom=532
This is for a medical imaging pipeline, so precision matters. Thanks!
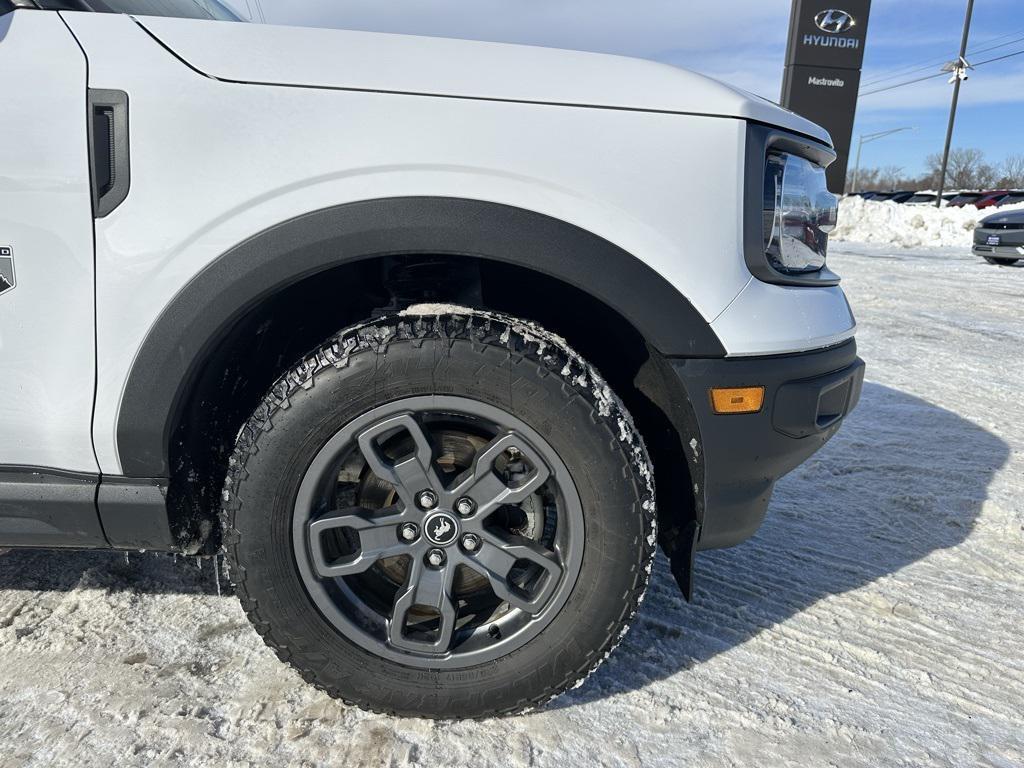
left=423, top=511, right=460, bottom=546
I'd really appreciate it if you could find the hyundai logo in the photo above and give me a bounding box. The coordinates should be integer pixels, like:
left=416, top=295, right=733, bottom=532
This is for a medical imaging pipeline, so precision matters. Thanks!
left=814, top=9, right=855, bottom=34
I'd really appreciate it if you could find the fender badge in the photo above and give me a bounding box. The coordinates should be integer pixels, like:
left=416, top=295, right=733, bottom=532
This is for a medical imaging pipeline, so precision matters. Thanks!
left=0, top=247, right=14, bottom=296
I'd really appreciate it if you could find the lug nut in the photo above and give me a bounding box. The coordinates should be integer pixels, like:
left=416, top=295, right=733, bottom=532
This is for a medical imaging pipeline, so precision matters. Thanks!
left=426, top=548, right=446, bottom=567
left=455, top=497, right=476, bottom=517
left=461, top=533, right=481, bottom=552
left=416, top=489, right=438, bottom=510
left=399, top=523, right=419, bottom=542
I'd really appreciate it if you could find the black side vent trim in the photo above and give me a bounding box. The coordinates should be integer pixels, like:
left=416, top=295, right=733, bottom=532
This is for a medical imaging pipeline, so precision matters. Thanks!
left=88, top=89, right=130, bottom=218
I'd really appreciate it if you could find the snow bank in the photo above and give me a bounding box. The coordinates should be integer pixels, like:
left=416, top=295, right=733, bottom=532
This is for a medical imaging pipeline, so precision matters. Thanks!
left=832, top=196, right=1024, bottom=248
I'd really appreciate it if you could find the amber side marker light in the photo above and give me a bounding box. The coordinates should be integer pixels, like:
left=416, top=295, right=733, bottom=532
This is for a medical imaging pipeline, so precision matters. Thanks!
left=710, top=386, right=765, bottom=415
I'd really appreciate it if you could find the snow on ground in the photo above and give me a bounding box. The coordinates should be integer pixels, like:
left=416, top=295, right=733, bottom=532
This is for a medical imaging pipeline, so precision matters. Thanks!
left=833, top=196, right=1024, bottom=249
left=1, top=245, right=1023, bottom=768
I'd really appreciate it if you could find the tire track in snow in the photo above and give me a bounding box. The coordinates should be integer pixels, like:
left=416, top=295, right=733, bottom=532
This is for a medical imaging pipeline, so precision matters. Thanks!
left=0, top=243, right=1022, bottom=767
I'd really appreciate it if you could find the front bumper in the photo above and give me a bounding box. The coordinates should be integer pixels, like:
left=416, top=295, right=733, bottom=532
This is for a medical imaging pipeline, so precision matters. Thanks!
left=973, top=226, right=1024, bottom=258
left=973, top=244, right=1024, bottom=259
left=672, top=339, right=864, bottom=550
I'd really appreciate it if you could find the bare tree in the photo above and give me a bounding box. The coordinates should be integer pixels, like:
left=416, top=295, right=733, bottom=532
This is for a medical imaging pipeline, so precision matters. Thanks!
left=999, top=154, right=1024, bottom=188
left=878, top=165, right=906, bottom=191
left=951, top=148, right=987, bottom=188
left=847, top=150, right=1023, bottom=196
left=926, top=147, right=988, bottom=190
left=847, top=166, right=879, bottom=193
left=916, top=165, right=940, bottom=190
left=848, top=166, right=919, bottom=193
left=974, top=162, right=996, bottom=189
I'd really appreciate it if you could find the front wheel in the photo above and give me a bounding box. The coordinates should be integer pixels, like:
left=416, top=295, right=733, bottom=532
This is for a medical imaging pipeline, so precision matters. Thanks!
left=222, top=310, right=656, bottom=718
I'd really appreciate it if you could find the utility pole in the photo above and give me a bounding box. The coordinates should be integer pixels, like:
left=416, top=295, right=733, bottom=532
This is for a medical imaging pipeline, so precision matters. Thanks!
left=850, top=127, right=915, bottom=194
left=935, top=0, right=975, bottom=207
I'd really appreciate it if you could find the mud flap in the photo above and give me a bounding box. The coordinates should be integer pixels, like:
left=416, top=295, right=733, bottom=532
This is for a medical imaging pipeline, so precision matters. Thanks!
left=665, top=519, right=700, bottom=602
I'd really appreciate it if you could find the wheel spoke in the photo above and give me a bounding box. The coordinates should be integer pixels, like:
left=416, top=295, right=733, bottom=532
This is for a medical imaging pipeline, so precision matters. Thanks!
left=356, top=413, right=445, bottom=509
left=450, top=433, right=551, bottom=516
left=307, top=506, right=409, bottom=578
left=292, top=395, right=587, bottom=669
left=469, top=533, right=562, bottom=614
left=387, top=557, right=458, bottom=654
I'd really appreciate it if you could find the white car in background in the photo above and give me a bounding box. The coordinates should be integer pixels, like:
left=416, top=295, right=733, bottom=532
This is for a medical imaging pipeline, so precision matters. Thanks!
left=902, top=191, right=962, bottom=206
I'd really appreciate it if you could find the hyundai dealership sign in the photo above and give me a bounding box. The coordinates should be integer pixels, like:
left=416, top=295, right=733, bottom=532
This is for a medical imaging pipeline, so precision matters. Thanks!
left=782, top=0, right=872, bottom=192
left=814, top=9, right=856, bottom=34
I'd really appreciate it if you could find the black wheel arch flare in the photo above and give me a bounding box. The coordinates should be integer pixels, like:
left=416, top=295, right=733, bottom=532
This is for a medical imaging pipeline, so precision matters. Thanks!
left=115, top=197, right=725, bottom=478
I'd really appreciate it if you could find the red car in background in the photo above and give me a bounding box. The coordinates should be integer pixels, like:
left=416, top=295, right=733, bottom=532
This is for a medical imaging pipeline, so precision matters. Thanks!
left=975, top=191, right=1013, bottom=209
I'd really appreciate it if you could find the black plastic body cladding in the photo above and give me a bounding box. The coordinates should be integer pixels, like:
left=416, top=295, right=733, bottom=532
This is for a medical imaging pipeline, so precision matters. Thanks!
left=97, top=477, right=175, bottom=550
left=673, top=339, right=863, bottom=550
left=0, top=467, right=107, bottom=548
left=116, top=197, right=726, bottom=478
left=0, top=468, right=178, bottom=550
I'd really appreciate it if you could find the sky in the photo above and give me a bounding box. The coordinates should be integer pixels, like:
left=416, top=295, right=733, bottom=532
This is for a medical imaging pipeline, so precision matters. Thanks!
left=230, top=1, right=1024, bottom=178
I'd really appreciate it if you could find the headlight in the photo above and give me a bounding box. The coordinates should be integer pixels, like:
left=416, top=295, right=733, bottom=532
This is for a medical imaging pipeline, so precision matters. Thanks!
left=763, top=153, right=837, bottom=275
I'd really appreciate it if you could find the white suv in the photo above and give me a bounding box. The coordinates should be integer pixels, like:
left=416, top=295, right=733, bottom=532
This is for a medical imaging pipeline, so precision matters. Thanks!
left=0, top=1, right=863, bottom=718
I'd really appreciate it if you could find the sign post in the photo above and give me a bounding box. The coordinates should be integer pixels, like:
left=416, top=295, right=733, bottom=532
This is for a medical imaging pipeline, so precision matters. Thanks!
left=781, top=1, right=872, bottom=192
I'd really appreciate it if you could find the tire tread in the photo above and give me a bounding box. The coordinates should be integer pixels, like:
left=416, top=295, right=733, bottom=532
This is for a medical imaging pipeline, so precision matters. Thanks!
left=221, top=309, right=656, bottom=719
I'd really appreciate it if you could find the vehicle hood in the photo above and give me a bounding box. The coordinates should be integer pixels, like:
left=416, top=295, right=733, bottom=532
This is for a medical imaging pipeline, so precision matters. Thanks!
left=980, top=208, right=1024, bottom=226
left=136, top=17, right=831, bottom=145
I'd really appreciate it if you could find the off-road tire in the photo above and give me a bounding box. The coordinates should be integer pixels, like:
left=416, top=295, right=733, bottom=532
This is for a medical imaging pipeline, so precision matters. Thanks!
left=221, top=310, right=656, bottom=719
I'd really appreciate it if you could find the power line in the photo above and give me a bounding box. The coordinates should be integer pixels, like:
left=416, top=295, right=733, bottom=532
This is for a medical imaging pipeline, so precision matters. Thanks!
left=859, top=27, right=1024, bottom=87
left=859, top=28, right=1024, bottom=89
left=858, top=47, right=1024, bottom=98
left=859, top=36, right=1024, bottom=91
left=972, top=33, right=1024, bottom=56
left=973, top=47, right=1024, bottom=66
left=859, top=71, right=947, bottom=97
left=860, top=63, right=941, bottom=89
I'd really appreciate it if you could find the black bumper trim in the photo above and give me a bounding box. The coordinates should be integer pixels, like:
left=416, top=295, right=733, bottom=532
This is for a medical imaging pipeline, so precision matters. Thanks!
left=671, top=340, right=864, bottom=550
left=774, top=358, right=864, bottom=438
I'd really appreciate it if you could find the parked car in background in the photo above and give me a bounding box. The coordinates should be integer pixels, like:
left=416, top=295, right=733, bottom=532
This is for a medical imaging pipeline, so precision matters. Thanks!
left=905, top=192, right=961, bottom=206
left=974, top=191, right=1013, bottom=210
left=973, top=209, right=1024, bottom=266
left=872, top=191, right=915, bottom=203
left=995, top=191, right=1024, bottom=207
left=947, top=192, right=986, bottom=208
left=904, top=191, right=939, bottom=205
left=849, top=189, right=1022, bottom=208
